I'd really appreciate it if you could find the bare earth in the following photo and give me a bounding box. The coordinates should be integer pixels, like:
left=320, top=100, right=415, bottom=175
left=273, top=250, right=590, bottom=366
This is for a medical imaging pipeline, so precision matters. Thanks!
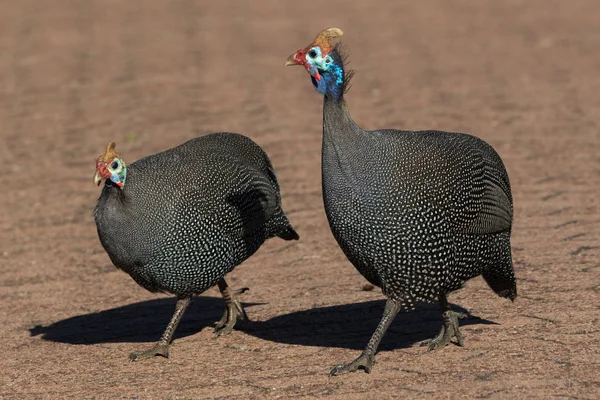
left=1, top=1, right=599, bottom=399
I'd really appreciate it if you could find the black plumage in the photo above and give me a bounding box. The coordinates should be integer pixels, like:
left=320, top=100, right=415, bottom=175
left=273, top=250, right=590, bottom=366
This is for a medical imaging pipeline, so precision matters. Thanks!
left=287, top=28, right=516, bottom=375
left=93, top=132, right=298, bottom=360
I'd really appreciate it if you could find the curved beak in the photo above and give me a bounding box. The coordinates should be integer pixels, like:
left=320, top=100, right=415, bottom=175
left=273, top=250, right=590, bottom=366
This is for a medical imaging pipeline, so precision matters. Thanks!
left=93, top=170, right=104, bottom=186
left=285, top=52, right=301, bottom=66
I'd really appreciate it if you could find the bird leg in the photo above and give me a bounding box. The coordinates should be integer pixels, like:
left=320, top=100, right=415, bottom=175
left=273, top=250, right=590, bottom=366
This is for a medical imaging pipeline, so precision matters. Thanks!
left=330, top=298, right=401, bottom=376
left=421, top=293, right=467, bottom=351
left=129, top=296, right=191, bottom=361
left=214, top=279, right=249, bottom=337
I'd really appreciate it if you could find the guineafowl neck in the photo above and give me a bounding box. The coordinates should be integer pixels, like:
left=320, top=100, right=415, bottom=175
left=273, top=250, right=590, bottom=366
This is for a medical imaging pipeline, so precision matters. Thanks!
left=324, top=95, right=362, bottom=131
left=322, top=96, right=364, bottom=155
left=95, top=184, right=144, bottom=272
left=321, top=96, right=366, bottom=195
left=96, top=186, right=131, bottom=224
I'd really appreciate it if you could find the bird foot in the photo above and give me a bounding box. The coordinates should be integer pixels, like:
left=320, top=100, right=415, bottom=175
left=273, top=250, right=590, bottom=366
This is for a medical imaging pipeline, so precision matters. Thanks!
left=329, top=352, right=375, bottom=376
left=214, top=287, right=249, bottom=337
left=421, top=310, right=467, bottom=351
left=129, top=342, right=169, bottom=361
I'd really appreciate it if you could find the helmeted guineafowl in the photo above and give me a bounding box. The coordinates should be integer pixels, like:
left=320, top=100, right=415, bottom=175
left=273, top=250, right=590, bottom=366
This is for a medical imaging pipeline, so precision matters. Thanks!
left=93, top=133, right=298, bottom=361
left=286, top=28, right=516, bottom=375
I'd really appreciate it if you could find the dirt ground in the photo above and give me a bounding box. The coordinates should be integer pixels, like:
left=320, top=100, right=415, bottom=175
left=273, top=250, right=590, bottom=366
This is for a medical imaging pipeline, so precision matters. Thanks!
left=1, top=0, right=599, bottom=399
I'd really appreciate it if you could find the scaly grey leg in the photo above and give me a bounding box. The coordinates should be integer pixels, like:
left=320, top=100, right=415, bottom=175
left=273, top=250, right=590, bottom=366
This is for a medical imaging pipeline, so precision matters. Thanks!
left=214, top=278, right=249, bottom=337
left=330, top=298, right=402, bottom=376
left=129, top=296, right=192, bottom=361
left=421, top=293, right=467, bottom=351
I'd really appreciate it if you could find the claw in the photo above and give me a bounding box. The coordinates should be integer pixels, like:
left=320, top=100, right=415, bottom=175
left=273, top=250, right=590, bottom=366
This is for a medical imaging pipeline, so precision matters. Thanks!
left=214, top=287, right=249, bottom=337
left=129, top=343, right=170, bottom=361
left=329, top=352, right=374, bottom=376
left=421, top=310, right=467, bottom=351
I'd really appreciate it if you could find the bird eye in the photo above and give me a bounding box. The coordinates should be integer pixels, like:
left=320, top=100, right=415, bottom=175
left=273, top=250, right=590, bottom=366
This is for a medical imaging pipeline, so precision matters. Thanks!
left=308, top=49, right=317, bottom=58
left=325, top=58, right=331, bottom=64
left=111, top=160, right=119, bottom=169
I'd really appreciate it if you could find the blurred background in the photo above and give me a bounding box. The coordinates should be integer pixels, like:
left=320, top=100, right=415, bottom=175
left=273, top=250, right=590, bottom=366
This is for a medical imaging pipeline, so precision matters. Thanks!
left=1, top=1, right=598, bottom=398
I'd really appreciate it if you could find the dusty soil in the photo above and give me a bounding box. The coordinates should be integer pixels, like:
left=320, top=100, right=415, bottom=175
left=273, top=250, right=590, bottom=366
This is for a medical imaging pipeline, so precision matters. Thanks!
left=1, top=0, right=599, bottom=399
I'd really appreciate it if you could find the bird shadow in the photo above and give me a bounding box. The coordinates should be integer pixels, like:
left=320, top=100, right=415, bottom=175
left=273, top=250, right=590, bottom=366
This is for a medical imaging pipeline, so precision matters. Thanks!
left=29, top=296, right=262, bottom=344
left=30, top=297, right=498, bottom=352
left=241, top=300, right=498, bottom=351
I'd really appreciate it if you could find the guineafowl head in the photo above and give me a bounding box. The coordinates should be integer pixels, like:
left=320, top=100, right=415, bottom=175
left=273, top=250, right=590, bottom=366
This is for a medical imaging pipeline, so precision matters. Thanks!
left=94, top=141, right=127, bottom=189
left=286, top=27, right=354, bottom=102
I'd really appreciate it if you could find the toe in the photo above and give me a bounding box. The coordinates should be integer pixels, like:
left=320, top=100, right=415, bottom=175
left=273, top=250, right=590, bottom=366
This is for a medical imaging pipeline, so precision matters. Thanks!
left=214, top=325, right=234, bottom=337
left=129, top=344, right=169, bottom=361
left=233, top=287, right=249, bottom=296
left=329, top=353, right=373, bottom=376
left=454, top=311, right=468, bottom=320
left=427, top=339, right=445, bottom=352
left=329, top=364, right=345, bottom=376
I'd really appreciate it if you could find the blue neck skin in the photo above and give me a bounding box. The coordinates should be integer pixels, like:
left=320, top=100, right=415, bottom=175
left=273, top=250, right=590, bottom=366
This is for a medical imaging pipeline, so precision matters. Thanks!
left=310, top=53, right=345, bottom=103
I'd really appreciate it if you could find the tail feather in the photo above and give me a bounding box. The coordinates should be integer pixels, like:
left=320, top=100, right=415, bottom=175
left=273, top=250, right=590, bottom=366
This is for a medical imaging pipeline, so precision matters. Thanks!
left=267, top=210, right=299, bottom=241
left=482, top=263, right=517, bottom=301
left=278, top=225, right=299, bottom=241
